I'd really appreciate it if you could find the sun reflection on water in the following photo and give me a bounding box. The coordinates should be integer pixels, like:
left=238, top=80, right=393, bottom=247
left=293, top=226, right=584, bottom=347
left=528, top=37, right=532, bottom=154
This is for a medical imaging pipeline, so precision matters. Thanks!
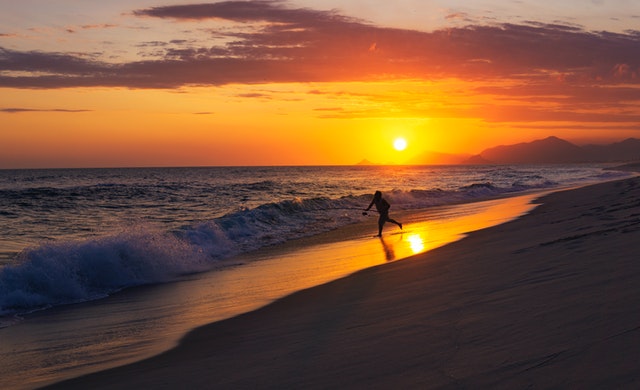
left=407, top=234, right=425, bottom=254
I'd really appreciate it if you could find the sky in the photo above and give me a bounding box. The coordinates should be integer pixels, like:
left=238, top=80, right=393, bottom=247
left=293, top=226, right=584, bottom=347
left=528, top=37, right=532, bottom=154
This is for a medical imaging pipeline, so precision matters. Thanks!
left=1, top=0, right=640, bottom=168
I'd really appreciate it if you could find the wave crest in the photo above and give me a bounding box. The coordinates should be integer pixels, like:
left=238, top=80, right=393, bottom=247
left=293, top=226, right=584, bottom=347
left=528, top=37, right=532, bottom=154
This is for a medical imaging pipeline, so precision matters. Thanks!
left=0, top=229, right=207, bottom=315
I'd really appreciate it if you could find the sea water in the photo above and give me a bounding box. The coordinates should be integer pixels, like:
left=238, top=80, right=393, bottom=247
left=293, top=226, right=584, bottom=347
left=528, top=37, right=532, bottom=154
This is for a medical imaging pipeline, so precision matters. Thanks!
left=0, top=164, right=627, bottom=317
left=0, top=164, right=630, bottom=388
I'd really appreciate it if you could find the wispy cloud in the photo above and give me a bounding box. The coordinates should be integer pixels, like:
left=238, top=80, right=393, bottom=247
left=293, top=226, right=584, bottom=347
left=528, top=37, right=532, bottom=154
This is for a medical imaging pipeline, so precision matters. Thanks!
left=444, top=12, right=475, bottom=24
left=1, top=107, right=91, bottom=114
left=236, top=92, right=271, bottom=99
left=65, top=23, right=118, bottom=34
left=81, top=24, right=118, bottom=30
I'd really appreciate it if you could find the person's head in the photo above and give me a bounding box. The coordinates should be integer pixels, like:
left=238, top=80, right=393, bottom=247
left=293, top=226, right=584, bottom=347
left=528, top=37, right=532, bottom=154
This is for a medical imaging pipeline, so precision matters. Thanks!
left=373, top=190, right=382, bottom=200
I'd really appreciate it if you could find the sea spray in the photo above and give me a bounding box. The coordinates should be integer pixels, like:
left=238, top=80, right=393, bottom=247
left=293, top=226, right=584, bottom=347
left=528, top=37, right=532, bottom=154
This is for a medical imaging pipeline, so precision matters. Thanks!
left=0, top=228, right=207, bottom=315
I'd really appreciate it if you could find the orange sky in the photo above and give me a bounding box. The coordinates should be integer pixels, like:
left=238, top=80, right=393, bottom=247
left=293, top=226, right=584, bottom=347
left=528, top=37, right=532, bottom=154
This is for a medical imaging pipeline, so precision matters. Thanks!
left=1, top=1, right=640, bottom=168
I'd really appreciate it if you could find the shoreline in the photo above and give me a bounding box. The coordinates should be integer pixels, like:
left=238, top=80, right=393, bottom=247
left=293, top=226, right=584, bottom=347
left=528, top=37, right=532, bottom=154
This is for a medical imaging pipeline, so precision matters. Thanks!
left=4, top=189, right=543, bottom=390
left=45, top=176, right=640, bottom=389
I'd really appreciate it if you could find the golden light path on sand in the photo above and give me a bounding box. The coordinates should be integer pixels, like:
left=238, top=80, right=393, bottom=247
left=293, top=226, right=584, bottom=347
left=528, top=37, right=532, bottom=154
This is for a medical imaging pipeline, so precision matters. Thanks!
left=176, top=192, right=542, bottom=331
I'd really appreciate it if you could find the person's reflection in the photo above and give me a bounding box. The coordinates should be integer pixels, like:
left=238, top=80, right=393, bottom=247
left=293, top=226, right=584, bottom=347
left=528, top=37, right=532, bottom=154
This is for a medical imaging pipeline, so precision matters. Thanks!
left=379, top=236, right=396, bottom=261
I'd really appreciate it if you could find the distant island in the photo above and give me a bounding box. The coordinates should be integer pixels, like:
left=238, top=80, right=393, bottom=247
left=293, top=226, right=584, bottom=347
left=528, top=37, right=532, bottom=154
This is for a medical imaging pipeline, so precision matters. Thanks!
left=356, top=159, right=377, bottom=166
left=359, top=137, right=640, bottom=165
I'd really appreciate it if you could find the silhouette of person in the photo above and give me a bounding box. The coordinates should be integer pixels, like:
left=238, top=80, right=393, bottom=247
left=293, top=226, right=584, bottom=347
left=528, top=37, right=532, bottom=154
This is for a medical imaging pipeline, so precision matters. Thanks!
left=365, top=190, right=402, bottom=237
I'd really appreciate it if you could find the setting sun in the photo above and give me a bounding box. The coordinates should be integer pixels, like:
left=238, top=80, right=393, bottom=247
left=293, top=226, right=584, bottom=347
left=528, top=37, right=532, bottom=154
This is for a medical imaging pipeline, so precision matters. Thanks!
left=394, top=138, right=408, bottom=151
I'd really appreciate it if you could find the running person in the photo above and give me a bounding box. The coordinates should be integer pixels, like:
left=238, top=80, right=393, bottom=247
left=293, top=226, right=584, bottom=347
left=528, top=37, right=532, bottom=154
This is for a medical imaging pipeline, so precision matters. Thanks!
left=365, top=190, right=402, bottom=236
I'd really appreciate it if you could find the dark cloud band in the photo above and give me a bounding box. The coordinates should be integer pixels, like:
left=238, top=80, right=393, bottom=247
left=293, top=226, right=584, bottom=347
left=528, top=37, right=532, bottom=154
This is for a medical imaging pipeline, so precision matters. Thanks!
left=1, top=1, right=639, bottom=126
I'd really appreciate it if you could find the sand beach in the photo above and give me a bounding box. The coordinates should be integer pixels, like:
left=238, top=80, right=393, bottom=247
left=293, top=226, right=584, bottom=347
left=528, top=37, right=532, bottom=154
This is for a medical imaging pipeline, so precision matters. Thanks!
left=5, top=1, right=640, bottom=388
left=45, top=176, right=640, bottom=389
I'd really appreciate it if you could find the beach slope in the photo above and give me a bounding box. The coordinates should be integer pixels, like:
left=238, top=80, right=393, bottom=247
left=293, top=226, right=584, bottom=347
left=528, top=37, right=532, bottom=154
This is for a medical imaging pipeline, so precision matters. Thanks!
left=46, top=177, right=640, bottom=389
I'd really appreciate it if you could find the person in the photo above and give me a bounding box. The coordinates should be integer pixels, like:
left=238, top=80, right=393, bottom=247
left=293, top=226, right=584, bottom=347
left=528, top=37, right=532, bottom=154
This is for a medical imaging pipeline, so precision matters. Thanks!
left=365, top=190, right=402, bottom=237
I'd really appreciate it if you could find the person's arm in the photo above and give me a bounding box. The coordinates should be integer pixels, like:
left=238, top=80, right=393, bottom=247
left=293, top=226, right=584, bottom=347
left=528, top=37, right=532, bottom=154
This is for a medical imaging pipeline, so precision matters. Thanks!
left=365, top=198, right=375, bottom=211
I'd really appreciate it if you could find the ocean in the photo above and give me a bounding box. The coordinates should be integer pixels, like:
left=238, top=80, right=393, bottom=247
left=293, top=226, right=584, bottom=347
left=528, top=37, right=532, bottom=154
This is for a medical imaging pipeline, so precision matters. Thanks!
left=0, top=164, right=630, bottom=388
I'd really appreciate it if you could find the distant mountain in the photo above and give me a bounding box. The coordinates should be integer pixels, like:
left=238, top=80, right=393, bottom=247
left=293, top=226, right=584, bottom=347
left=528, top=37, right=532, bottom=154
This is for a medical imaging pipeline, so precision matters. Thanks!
left=466, top=136, right=640, bottom=164
left=464, top=154, right=493, bottom=165
left=581, top=138, right=640, bottom=162
left=356, top=158, right=377, bottom=165
left=407, top=150, right=472, bottom=165
left=474, top=136, right=585, bottom=164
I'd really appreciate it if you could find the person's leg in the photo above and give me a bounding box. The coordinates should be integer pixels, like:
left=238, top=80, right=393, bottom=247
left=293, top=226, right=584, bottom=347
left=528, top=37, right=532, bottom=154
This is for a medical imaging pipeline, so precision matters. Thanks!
left=377, top=213, right=386, bottom=236
left=388, top=217, right=402, bottom=229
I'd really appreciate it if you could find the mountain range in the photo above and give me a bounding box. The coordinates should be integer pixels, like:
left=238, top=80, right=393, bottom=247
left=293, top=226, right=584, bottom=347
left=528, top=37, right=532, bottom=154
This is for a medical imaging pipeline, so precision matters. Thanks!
left=404, top=136, right=640, bottom=165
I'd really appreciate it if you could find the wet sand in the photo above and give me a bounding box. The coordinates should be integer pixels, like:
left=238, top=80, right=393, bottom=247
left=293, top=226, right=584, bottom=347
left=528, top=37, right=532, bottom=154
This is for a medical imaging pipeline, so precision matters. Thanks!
left=46, top=177, right=640, bottom=389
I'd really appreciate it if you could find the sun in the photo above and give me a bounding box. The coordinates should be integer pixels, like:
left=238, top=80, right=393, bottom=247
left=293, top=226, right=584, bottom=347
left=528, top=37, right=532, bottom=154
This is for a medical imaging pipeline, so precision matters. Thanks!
left=393, top=137, right=407, bottom=151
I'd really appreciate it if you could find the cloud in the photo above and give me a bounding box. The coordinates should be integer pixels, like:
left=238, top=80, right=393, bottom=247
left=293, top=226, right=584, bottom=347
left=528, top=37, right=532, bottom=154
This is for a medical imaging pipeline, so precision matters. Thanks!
left=132, top=1, right=357, bottom=24
left=445, top=12, right=475, bottom=23
left=236, top=92, right=270, bottom=98
left=0, top=1, right=638, bottom=128
left=137, top=41, right=169, bottom=48
left=509, top=123, right=640, bottom=131
left=1, top=107, right=91, bottom=113
left=81, top=24, right=118, bottom=30
left=479, top=105, right=640, bottom=124
left=0, top=1, right=639, bottom=94
left=313, top=107, right=344, bottom=112
left=65, top=23, right=119, bottom=34
left=445, top=12, right=468, bottom=20
left=0, top=47, right=107, bottom=75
